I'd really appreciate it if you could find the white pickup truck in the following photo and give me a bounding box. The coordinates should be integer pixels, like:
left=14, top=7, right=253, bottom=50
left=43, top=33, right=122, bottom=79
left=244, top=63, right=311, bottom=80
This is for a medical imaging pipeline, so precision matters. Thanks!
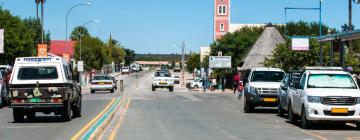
left=288, top=67, right=360, bottom=129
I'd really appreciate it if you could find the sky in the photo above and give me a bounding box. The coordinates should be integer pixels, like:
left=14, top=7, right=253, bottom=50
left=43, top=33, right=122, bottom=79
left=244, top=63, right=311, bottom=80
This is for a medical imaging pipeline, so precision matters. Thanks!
left=1, top=0, right=359, bottom=54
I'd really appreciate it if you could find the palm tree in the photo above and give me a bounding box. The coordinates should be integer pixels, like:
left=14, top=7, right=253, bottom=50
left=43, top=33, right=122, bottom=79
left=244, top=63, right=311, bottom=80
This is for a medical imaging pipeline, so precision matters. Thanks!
left=70, top=26, right=90, bottom=41
left=35, top=0, right=40, bottom=19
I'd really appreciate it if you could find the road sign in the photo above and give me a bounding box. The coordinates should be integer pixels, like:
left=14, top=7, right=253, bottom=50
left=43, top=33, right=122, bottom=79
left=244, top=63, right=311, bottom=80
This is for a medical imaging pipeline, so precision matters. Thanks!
left=292, top=38, right=309, bottom=51
left=78, top=61, right=84, bottom=72
left=0, top=29, right=4, bottom=54
left=209, top=56, right=231, bottom=68
left=37, top=44, right=48, bottom=57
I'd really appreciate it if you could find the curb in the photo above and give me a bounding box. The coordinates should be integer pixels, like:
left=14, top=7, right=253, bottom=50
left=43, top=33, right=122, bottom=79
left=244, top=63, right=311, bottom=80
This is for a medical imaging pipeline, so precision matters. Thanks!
left=87, top=97, right=124, bottom=140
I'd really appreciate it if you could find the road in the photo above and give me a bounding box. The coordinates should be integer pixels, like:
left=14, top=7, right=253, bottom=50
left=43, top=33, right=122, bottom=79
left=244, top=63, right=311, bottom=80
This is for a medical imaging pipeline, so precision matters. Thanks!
left=1, top=71, right=360, bottom=140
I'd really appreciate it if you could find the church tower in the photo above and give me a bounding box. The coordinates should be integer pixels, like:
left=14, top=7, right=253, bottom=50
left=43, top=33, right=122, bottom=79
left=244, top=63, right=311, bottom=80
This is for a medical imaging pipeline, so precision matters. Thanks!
left=214, top=0, right=230, bottom=41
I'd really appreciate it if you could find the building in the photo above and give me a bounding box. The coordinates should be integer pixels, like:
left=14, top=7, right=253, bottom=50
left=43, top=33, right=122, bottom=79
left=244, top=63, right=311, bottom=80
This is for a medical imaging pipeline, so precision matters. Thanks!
left=135, top=61, right=169, bottom=68
left=48, top=40, right=77, bottom=59
left=214, top=0, right=266, bottom=40
left=200, top=47, right=211, bottom=63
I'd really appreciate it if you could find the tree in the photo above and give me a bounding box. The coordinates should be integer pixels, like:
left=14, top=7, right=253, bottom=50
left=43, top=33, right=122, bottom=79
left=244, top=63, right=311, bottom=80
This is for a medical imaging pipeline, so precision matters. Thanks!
left=124, top=48, right=135, bottom=65
left=186, top=53, right=200, bottom=73
left=106, top=36, right=125, bottom=63
left=70, top=26, right=89, bottom=41
left=74, top=36, right=107, bottom=70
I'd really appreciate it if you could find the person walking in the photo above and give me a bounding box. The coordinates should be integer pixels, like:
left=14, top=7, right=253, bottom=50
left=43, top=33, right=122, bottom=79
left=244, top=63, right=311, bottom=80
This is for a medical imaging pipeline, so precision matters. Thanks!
left=233, top=72, right=240, bottom=94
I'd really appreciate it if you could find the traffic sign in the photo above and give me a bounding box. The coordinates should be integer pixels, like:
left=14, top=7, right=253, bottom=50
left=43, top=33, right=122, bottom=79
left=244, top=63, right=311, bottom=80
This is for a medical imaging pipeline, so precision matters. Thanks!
left=209, top=56, right=231, bottom=68
left=37, top=44, right=48, bottom=57
left=78, top=61, right=84, bottom=72
left=0, top=29, right=4, bottom=54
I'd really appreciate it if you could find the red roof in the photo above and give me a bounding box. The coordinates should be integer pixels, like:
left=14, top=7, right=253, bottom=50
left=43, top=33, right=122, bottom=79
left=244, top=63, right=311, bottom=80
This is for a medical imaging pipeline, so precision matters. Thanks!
left=48, top=40, right=77, bottom=58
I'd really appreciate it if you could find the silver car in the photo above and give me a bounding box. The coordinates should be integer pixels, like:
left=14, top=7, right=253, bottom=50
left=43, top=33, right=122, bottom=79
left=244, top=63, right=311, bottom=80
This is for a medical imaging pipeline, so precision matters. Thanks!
left=91, top=75, right=116, bottom=93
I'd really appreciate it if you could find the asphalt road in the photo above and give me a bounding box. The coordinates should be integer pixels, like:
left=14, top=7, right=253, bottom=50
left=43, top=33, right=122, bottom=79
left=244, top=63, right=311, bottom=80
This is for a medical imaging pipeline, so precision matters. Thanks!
left=2, top=71, right=360, bottom=140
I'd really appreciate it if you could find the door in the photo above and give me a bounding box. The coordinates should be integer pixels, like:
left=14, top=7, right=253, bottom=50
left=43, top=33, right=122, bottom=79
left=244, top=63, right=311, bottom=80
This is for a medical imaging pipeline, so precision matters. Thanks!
left=294, top=73, right=306, bottom=114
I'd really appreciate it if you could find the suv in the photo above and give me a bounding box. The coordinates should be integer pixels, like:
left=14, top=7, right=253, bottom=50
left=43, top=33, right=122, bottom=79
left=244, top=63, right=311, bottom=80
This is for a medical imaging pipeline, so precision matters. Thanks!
left=8, top=57, right=82, bottom=122
left=243, top=68, right=285, bottom=113
left=288, top=67, right=360, bottom=129
left=152, top=71, right=174, bottom=92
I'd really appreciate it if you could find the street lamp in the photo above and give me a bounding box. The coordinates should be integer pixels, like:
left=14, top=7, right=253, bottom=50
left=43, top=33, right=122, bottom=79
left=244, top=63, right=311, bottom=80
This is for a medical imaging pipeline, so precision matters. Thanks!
left=79, top=20, right=99, bottom=61
left=65, top=2, right=91, bottom=56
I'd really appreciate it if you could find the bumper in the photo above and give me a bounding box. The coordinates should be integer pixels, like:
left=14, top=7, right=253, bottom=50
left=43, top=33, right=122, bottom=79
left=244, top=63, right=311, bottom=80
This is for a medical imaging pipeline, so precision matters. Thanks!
left=10, top=103, right=63, bottom=109
left=248, top=93, right=278, bottom=107
left=91, top=85, right=114, bottom=90
left=153, top=82, right=174, bottom=87
left=306, top=103, right=360, bottom=122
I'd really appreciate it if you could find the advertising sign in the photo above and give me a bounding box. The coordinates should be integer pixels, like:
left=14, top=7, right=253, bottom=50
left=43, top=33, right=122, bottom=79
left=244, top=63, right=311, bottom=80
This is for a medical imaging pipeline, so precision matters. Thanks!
left=292, top=38, right=309, bottom=51
left=209, top=56, right=232, bottom=68
left=78, top=61, right=84, bottom=72
left=0, top=29, right=4, bottom=54
left=37, top=44, right=48, bottom=57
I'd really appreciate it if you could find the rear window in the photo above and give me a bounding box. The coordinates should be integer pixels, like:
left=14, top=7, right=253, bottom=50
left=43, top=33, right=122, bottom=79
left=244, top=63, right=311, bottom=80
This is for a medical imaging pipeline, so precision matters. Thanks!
left=155, top=72, right=171, bottom=77
left=93, top=76, right=111, bottom=80
left=18, top=67, right=58, bottom=80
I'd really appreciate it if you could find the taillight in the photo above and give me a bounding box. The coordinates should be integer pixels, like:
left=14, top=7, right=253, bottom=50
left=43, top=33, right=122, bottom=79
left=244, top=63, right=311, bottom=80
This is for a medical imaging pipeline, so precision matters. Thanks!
left=51, top=98, right=62, bottom=103
left=12, top=99, right=24, bottom=103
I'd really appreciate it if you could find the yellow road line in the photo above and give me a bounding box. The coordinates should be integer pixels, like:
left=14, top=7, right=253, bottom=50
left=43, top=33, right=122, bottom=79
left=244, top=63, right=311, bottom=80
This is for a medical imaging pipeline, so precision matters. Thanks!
left=302, top=130, right=328, bottom=140
left=71, top=98, right=117, bottom=140
left=108, top=98, right=131, bottom=140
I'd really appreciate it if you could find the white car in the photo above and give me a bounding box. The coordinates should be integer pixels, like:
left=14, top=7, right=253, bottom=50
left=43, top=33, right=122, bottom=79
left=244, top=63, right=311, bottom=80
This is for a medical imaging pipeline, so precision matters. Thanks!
left=190, top=79, right=203, bottom=89
left=152, top=71, right=174, bottom=92
left=91, top=75, right=116, bottom=93
left=122, top=67, right=130, bottom=75
left=288, top=67, right=360, bottom=129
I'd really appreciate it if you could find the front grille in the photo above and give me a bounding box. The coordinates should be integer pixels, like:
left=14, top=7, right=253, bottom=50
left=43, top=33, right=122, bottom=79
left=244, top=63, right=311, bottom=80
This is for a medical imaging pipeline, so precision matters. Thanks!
left=321, top=97, right=356, bottom=106
left=323, top=111, right=355, bottom=116
left=258, top=88, right=278, bottom=94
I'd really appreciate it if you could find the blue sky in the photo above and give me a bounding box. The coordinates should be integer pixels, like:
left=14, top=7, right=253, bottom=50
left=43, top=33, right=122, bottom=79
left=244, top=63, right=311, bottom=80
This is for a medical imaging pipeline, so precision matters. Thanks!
left=1, top=0, right=359, bottom=54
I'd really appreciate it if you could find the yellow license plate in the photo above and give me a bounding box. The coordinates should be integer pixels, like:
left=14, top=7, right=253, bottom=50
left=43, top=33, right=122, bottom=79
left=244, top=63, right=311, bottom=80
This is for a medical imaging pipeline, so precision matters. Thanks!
left=331, top=108, right=348, bottom=113
left=264, top=98, right=276, bottom=102
left=159, top=82, right=166, bottom=84
left=98, top=82, right=105, bottom=85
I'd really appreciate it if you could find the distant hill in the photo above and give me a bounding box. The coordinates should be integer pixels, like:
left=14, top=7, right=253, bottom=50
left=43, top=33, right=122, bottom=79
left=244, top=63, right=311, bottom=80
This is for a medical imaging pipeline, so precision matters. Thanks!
left=135, top=54, right=190, bottom=62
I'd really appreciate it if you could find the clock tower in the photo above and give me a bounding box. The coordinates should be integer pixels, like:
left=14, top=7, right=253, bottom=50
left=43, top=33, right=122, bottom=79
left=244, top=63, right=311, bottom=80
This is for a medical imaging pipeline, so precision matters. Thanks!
left=214, top=0, right=230, bottom=40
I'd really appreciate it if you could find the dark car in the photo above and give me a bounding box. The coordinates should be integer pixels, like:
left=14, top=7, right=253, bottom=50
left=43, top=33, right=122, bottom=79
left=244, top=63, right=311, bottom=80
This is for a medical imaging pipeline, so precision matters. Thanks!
left=277, top=70, right=302, bottom=117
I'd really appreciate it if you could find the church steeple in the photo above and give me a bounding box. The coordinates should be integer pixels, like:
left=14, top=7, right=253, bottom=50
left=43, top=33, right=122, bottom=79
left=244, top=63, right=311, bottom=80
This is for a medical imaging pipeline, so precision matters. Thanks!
left=214, top=0, right=230, bottom=41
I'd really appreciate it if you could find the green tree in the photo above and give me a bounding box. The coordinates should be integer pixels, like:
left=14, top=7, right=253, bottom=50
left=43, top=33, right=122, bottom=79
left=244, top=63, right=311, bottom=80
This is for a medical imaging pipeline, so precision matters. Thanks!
left=106, top=37, right=125, bottom=63
left=186, top=53, right=200, bottom=73
left=70, top=26, right=89, bottom=41
left=73, top=36, right=107, bottom=70
left=124, top=48, right=135, bottom=65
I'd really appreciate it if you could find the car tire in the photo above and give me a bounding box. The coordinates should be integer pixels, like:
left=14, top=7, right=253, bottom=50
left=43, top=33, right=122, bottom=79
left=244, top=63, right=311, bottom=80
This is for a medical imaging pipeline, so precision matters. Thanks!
left=110, top=89, right=115, bottom=93
left=152, top=86, right=156, bottom=91
left=91, top=90, right=95, bottom=94
left=13, top=109, right=24, bottom=122
left=61, top=100, right=72, bottom=122
left=73, top=96, right=82, bottom=118
left=301, top=106, right=312, bottom=129
left=26, top=111, right=36, bottom=120
left=277, top=103, right=286, bottom=117
left=244, top=96, right=254, bottom=113
left=356, top=122, right=360, bottom=129
left=288, top=103, right=298, bottom=125
left=169, top=86, right=174, bottom=92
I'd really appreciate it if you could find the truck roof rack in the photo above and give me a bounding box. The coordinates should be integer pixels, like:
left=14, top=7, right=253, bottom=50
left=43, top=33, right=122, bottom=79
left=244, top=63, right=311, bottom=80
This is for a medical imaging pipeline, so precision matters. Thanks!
left=303, top=67, right=344, bottom=71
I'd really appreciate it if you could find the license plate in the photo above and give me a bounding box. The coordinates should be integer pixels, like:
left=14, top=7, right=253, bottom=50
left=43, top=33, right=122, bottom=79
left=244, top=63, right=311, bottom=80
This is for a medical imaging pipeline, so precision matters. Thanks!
left=29, top=98, right=41, bottom=103
left=331, top=108, right=348, bottom=113
left=98, top=82, right=105, bottom=85
left=264, top=98, right=276, bottom=102
left=159, top=82, right=167, bottom=84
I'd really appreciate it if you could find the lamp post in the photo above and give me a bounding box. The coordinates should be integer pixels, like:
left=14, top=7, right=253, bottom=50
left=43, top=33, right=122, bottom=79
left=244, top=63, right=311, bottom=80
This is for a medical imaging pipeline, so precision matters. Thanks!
left=65, top=2, right=91, bottom=56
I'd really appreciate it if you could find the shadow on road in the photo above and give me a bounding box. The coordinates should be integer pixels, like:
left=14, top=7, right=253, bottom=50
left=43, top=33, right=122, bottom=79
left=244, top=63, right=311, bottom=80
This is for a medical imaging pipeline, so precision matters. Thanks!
left=284, top=120, right=359, bottom=130
left=250, top=107, right=278, bottom=114
left=10, top=115, right=81, bottom=123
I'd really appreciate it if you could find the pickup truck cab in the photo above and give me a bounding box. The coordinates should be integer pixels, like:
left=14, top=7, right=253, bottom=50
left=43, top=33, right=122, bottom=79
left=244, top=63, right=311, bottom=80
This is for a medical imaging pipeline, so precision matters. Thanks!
left=243, top=68, right=285, bottom=113
left=9, top=57, right=82, bottom=122
left=288, top=67, right=360, bottom=129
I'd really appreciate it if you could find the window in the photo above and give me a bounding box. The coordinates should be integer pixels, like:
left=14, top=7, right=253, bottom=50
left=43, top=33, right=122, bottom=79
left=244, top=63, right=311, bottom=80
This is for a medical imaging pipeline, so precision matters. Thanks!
left=307, top=74, right=357, bottom=89
left=218, top=5, right=227, bottom=15
left=250, top=71, right=285, bottom=82
left=93, top=76, right=111, bottom=81
left=18, top=67, right=58, bottom=80
left=220, top=23, right=225, bottom=31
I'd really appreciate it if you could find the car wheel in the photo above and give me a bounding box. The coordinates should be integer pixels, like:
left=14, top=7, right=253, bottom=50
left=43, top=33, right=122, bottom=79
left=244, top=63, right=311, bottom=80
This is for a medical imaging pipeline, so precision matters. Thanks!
left=26, top=111, right=36, bottom=120
left=301, top=106, right=312, bottom=129
left=244, top=95, right=253, bottom=113
left=13, top=109, right=24, bottom=122
left=61, top=100, right=72, bottom=122
left=356, top=122, right=360, bottom=129
left=110, top=89, right=115, bottom=93
left=73, top=95, right=82, bottom=118
left=91, top=90, right=95, bottom=94
left=277, top=102, right=286, bottom=117
left=288, top=103, right=298, bottom=125
left=152, top=86, right=156, bottom=91
left=169, top=86, right=174, bottom=92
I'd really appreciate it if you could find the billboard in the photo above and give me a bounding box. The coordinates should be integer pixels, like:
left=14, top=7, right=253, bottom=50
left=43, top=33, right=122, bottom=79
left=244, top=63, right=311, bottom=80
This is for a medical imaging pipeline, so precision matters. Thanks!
left=209, top=56, right=231, bottom=68
left=292, top=38, right=309, bottom=51
left=77, top=61, right=84, bottom=72
left=0, top=29, right=3, bottom=54
left=37, top=44, right=48, bottom=57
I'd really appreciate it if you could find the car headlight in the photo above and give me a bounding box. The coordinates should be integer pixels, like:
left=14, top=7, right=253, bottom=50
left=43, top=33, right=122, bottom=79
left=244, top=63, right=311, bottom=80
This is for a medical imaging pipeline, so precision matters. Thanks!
left=307, top=96, right=321, bottom=103
left=248, top=86, right=258, bottom=94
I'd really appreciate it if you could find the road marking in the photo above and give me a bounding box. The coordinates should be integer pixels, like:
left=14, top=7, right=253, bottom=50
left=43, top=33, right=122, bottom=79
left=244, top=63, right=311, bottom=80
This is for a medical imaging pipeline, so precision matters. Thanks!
left=71, top=98, right=117, bottom=140
left=108, top=98, right=131, bottom=140
left=302, top=130, right=328, bottom=140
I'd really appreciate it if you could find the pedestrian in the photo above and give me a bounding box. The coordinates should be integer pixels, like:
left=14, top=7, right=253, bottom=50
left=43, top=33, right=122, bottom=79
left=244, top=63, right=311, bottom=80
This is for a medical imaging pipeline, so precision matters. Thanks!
left=233, top=72, right=240, bottom=94
left=221, top=76, right=225, bottom=92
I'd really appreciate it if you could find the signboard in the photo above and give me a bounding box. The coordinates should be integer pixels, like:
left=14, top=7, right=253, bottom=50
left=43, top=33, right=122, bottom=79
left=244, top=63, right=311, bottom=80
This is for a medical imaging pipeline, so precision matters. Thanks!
left=63, top=53, right=70, bottom=62
left=292, top=38, right=309, bottom=51
left=209, top=56, right=231, bottom=68
left=0, top=29, right=4, bottom=54
left=37, top=44, right=48, bottom=57
left=77, top=61, right=84, bottom=72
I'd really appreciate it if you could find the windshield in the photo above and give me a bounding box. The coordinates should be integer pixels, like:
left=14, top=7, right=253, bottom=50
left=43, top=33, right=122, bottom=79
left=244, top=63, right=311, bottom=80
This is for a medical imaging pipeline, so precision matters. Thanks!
left=307, top=74, right=357, bottom=89
left=155, top=72, right=171, bottom=77
left=251, top=71, right=285, bottom=82
left=18, top=67, right=58, bottom=80
left=93, top=76, right=111, bottom=81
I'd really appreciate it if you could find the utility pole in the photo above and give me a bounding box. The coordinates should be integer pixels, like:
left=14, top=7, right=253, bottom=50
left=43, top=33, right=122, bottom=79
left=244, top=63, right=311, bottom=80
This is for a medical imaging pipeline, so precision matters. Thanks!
left=41, top=0, right=45, bottom=44
left=181, top=41, right=185, bottom=87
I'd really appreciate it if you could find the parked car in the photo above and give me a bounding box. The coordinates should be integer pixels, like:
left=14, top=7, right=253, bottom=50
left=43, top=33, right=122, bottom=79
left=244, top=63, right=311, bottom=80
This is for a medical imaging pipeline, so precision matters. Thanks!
left=243, top=68, right=285, bottom=113
left=91, top=75, right=116, bottom=93
left=190, top=79, right=203, bottom=89
left=277, top=71, right=302, bottom=116
left=152, top=71, right=174, bottom=92
left=173, top=75, right=180, bottom=84
left=287, top=67, right=360, bottom=129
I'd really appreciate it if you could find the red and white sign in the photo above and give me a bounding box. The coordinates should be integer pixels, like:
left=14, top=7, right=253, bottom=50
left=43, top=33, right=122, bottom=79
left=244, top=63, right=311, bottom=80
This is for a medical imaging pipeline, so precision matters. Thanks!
left=292, top=38, right=309, bottom=51
left=37, top=44, right=48, bottom=57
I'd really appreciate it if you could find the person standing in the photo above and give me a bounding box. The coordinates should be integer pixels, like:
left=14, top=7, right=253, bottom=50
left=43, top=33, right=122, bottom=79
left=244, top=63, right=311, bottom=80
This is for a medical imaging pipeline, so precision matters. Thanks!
left=233, top=72, right=240, bottom=94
